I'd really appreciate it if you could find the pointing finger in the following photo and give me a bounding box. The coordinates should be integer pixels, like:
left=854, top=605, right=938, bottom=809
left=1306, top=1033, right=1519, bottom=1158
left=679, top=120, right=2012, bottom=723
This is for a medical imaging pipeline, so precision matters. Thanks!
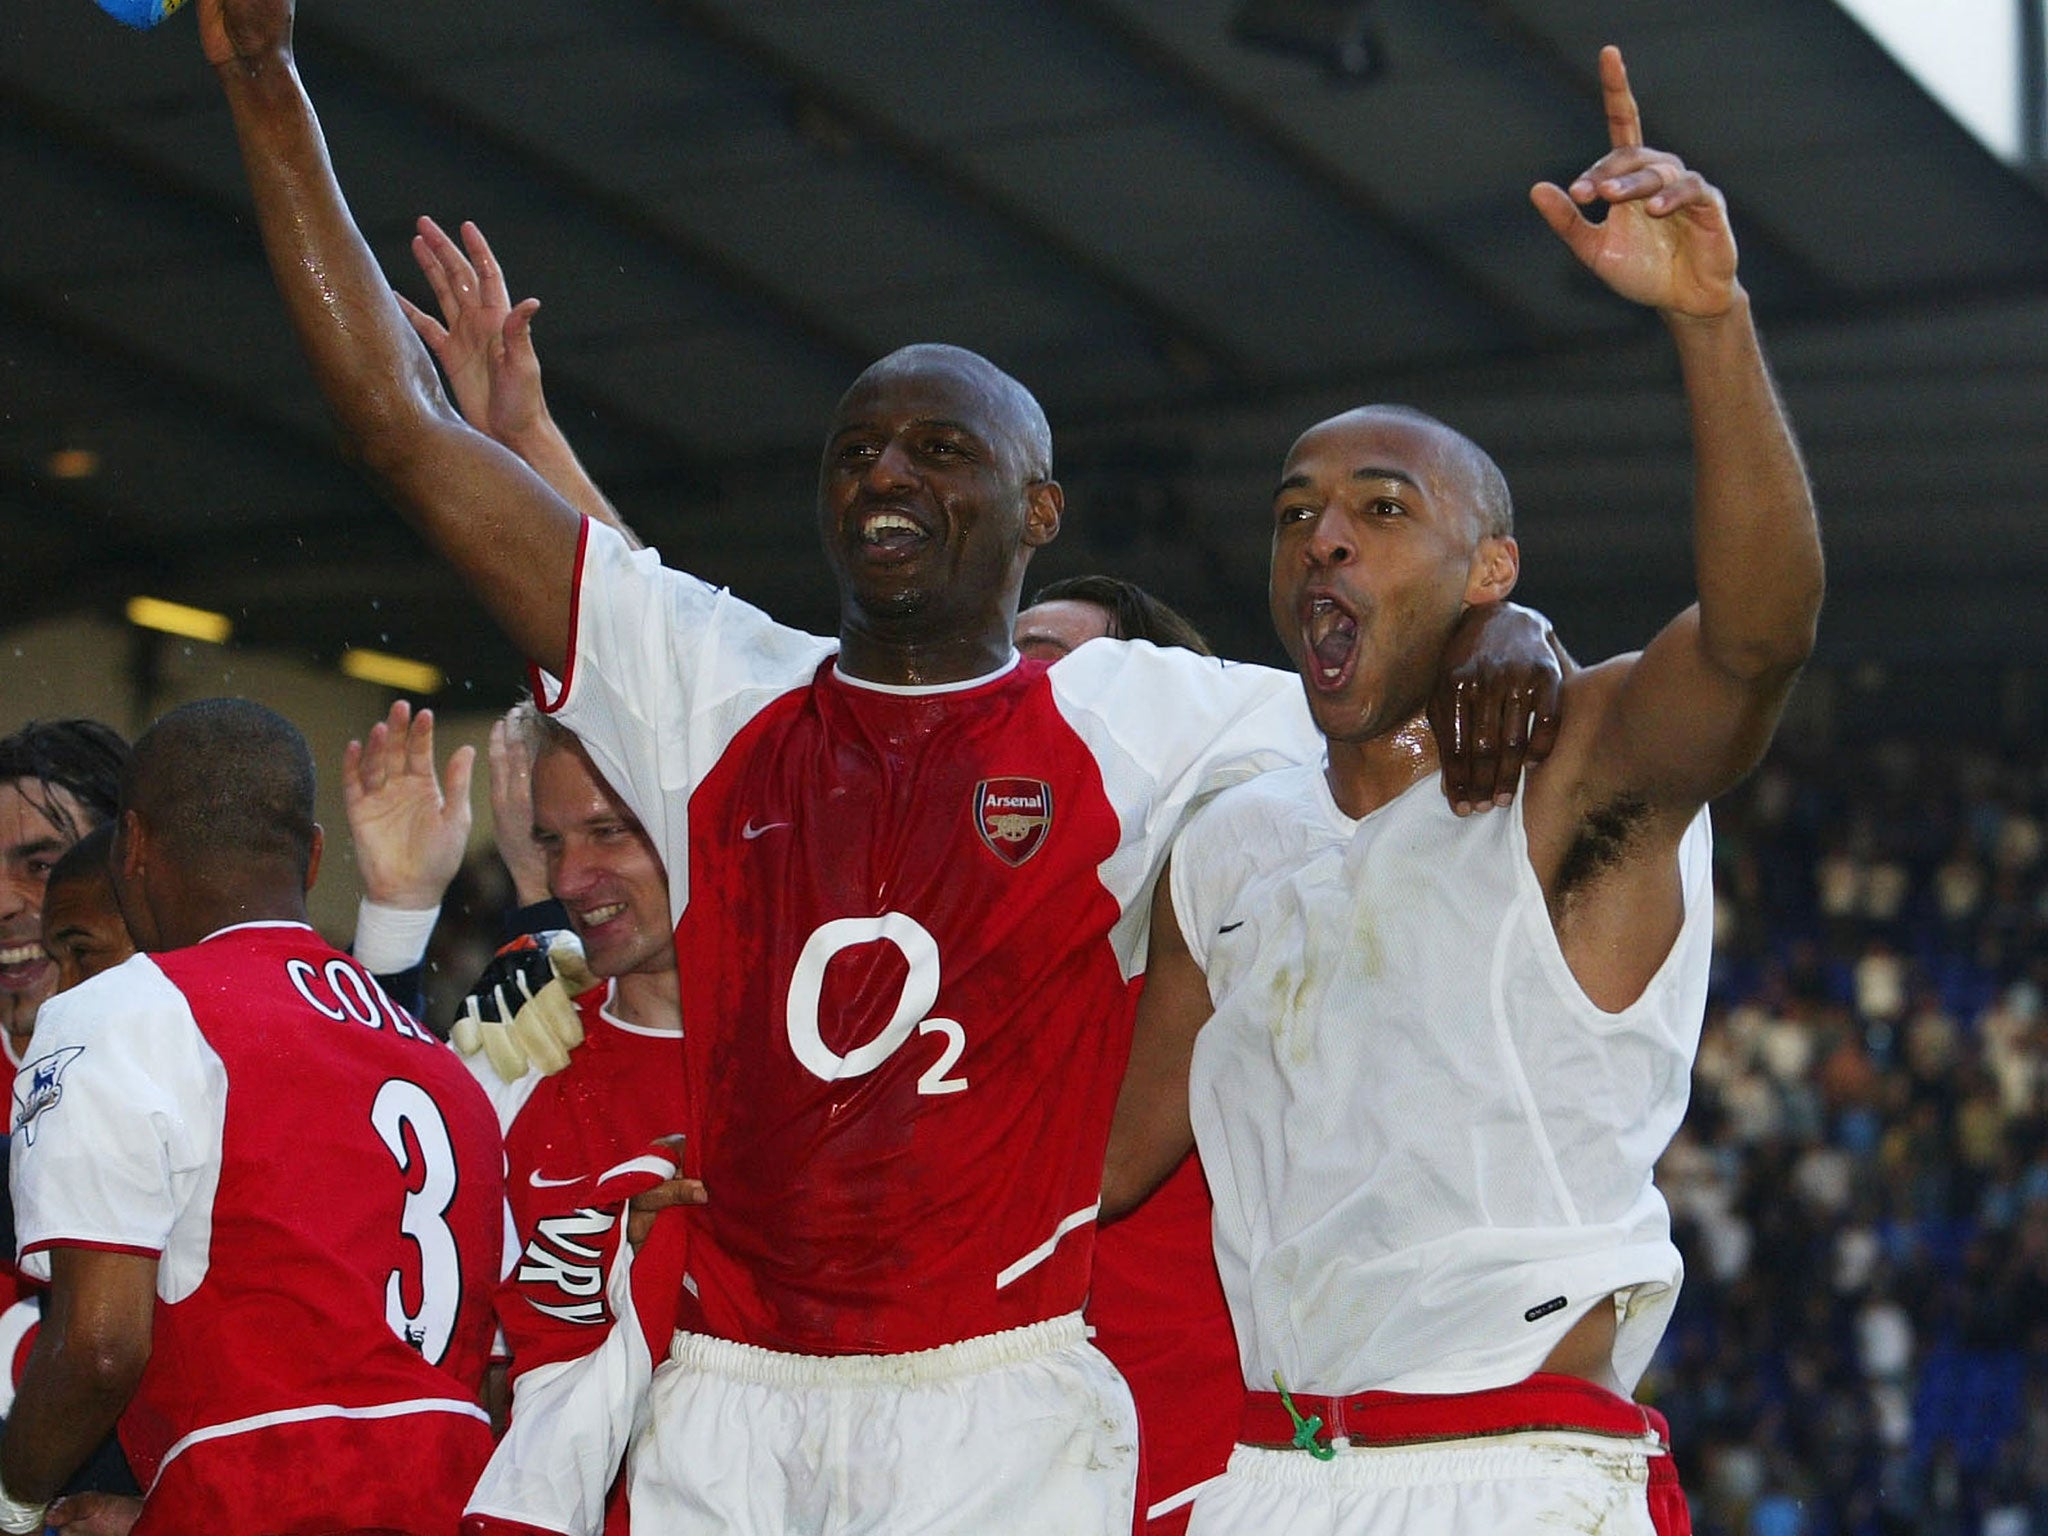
left=1600, top=44, right=1642, bottom=150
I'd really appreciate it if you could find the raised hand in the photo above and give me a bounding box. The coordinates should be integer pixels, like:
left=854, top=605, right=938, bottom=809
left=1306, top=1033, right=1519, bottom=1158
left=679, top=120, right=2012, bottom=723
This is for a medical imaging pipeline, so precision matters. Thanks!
left=342, top=699, right=476, bottom=911
left=397, top=217, right=548, bottom=445
left=398, top=219, right=637, bottom=541
left=1529, top=46, right=1739, bottom=319
left=489, top=713, right=552, bottom=908
left=198, top=0, right=291, bottom=68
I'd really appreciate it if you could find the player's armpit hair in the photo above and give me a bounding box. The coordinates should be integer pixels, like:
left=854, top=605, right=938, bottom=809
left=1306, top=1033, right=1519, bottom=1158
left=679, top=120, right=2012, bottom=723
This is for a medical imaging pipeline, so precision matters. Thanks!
left=1552, top=792, right=1652, bottom=900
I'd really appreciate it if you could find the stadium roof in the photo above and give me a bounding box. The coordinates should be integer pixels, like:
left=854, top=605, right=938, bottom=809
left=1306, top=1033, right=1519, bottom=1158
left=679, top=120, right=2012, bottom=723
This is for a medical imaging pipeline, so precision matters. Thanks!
left=7, top=0, right=2048, bottom=694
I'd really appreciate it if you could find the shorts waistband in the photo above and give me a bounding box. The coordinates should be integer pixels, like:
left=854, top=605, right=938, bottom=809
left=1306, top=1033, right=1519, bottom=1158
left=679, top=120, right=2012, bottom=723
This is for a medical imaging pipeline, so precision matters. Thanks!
left=1241, top=1372, right=1672, bottom=1453
left=670, top=1313, right=1088, bottom=1388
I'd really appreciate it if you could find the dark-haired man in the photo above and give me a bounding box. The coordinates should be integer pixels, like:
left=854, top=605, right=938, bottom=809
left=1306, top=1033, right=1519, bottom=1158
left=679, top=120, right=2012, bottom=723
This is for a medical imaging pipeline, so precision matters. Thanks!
left=1016, top=575, right=1215, bottom=662
left=0, top=720, right=129, bottom=1068
left=197, top=4, right=1560, bottom=1528
left=1105, top=49, right=1823, bottom=1534
left=2, top=699, right=505, bottom=1535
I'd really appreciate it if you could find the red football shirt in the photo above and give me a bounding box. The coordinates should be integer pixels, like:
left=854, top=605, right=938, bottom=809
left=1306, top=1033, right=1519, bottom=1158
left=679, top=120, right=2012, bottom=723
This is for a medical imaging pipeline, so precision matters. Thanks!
left=474, top=981, right=686, bottom=1377
left=11, top=924, right=503, bottom=1535
left=541, top=522, right=1320, bottom=1356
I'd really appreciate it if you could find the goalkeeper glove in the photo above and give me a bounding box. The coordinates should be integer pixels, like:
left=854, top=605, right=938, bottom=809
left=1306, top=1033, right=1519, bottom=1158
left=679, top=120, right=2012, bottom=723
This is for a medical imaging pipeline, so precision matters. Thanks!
left=451, top=930, right=597, bottom=1083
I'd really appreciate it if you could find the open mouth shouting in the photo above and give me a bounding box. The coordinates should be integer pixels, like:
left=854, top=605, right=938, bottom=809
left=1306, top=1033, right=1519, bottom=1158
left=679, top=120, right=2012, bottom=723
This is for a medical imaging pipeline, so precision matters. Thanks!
left=1301, top=589, right=1361, bottom=692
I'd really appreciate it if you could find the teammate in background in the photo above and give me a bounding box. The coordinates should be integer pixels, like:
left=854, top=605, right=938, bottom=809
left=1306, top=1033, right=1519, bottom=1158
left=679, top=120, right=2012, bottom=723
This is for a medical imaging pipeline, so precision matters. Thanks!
left=1104, top=49, right=1823, bottom=1534
left=199, top=3, right=1560, bottom=1527
left=36, top=829, right=130, bottom=997
left=0, top=826, right=145, bottom=1529
left=340, top=697, right=478, bottom=1014
left=2, top=699, right=505, bottom=1535
left=0, top=721, right=130, bottom=1464
left=0, top=721, right=129, bottom=1076
left=1012, top=581, right=1239, bottom=1533
left=470, top=704, right=693, bottom=1533
left=1015, top=574, right=1214, bottom=662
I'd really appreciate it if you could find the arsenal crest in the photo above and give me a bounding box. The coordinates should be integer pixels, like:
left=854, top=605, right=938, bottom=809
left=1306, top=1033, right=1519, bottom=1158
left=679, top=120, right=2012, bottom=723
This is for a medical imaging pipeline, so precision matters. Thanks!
left=974, top=778, right=1053, bottom=867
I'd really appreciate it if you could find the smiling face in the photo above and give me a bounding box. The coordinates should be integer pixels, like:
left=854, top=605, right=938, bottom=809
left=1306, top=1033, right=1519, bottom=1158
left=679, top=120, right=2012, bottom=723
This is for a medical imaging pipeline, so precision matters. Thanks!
left=531, top=742, right=673, bottom=980
left=41, top=861, right=133, bottom=995
left=1268, top=407, right=1518, bottom=744
left=0, top=779, right=93, bottom=1035
left=818, top=346, right=1060, bottom=656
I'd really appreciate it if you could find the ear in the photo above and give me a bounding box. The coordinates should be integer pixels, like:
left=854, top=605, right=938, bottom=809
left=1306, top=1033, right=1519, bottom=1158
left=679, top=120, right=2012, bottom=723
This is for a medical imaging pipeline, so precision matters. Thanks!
left=304, top=824, right=324, bottom=894
left=117, top=808, right=148, bottom=885
left=1465, top=534, right=1519, bottom=605
left=1022, top=480, right=1063, bottom=550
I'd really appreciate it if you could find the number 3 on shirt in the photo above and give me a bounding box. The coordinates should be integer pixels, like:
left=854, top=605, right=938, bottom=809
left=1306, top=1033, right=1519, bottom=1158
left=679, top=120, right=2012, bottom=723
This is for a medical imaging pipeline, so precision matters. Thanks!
left=370, top=1078, right=462, bottom=1364
left=785, top=913, right=968, bottom=1095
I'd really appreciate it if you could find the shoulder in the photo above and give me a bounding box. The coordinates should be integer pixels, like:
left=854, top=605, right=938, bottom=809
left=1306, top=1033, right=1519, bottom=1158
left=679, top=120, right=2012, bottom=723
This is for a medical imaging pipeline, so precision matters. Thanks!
left=1174, top=763, right=1322, bottom=886
left=1048, top=637, right=1293, bottom=708
left=27, top=953, right=186, bottom=1051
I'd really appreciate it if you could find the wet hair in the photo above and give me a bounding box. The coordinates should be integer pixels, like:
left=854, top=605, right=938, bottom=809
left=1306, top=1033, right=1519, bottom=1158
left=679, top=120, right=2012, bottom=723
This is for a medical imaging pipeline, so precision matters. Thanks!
left=0, top=719, right=131, bottom=839
left=1343, top=404, right=1514, bottom=540
left=1027, top=575, right=1214, bottom=657
left=506, top=698, right=579, bottom=763
left=46, top=823, right=115, bottom=893
left=121, top=698, right=317, bottom=878
left=851, top=344, right=1054, bottom=482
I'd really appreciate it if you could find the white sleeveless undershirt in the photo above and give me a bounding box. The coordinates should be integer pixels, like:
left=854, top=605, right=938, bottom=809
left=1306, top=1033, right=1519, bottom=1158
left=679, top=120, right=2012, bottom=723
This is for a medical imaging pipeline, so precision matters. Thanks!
left=1173, top=762, right=1711, bottom=1397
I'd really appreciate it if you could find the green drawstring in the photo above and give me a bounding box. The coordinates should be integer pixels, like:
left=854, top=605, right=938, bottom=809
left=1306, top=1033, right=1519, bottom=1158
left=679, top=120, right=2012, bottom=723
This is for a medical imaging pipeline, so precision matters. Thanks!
left=1271, top=1370, right=1337, bottom=1460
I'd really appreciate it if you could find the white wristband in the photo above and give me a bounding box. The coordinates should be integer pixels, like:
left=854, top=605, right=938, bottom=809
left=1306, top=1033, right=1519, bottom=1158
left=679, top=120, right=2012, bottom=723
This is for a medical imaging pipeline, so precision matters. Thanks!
left=351, top=898, right=442, bottom=975
left=0, top=1474, right=46, bottom=1534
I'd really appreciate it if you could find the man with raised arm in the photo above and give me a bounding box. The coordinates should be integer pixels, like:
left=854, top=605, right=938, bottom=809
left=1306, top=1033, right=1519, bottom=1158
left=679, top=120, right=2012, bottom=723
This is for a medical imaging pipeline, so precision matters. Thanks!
left=1102, top=48, right=1823, bottom=1536
left=198, top=3, right=1561, bottom=1529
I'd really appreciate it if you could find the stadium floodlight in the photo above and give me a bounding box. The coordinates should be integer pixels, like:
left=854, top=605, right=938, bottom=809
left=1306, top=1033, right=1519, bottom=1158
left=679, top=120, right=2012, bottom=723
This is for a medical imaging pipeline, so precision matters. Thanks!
left=340, top=647, right=444, bottom=694
left=126, top=595, right=233, bottom=645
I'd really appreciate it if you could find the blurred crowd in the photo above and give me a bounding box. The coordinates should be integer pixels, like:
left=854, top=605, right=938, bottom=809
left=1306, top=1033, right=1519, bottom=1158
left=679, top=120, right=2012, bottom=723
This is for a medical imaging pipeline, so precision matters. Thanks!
left=1655, top=736, right=2048, bottom=1536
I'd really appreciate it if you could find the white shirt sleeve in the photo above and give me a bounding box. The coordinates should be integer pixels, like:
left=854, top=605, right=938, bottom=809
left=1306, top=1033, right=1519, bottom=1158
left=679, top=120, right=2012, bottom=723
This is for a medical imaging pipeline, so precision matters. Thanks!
left=532, top=520, right=837, bottom=922
left=1048, top=640, right=1322, bottom=975
left=9, top=955, right=226, bottom=1297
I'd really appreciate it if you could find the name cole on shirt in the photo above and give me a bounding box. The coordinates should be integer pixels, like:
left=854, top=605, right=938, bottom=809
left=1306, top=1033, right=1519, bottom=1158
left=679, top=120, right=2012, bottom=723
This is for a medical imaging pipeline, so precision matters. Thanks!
left=285, top=955, right=438, bottom=1043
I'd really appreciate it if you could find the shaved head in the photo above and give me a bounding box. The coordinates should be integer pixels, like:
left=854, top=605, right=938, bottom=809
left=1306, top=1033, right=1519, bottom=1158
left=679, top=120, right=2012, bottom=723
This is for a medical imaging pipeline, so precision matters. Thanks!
left=122, top=698, right=318, bottom=882
left=1307, top=404, right=1513, bottom=542
left=847, top=344, right=1053, bottom=483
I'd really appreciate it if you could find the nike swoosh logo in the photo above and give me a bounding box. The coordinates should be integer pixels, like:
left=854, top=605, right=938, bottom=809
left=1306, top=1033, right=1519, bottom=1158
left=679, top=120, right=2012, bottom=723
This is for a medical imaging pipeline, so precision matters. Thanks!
left=741, top=820, right=791, bottom=840
left=528, top=1171, right=583, bottom=1189
left=1219, top=921, right=1246, bottom=934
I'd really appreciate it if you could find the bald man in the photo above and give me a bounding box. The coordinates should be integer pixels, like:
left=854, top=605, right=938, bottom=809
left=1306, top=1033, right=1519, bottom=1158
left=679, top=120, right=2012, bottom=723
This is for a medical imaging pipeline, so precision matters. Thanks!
left=1104, top=49, right=1822, bottom=1535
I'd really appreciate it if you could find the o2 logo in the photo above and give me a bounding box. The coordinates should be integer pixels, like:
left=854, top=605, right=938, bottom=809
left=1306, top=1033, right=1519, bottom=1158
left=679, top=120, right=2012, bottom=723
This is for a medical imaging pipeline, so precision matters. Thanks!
left=784, top=914, right=967, bottom=1096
